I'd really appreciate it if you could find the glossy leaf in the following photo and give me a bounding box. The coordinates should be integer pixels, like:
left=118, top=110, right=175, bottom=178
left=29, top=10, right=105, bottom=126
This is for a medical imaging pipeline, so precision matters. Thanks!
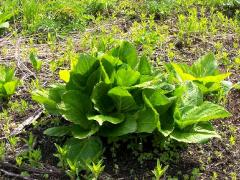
left=115, top=65, right=140, bottom=86
left=138, top=56, right=152, bottom=75
left=60, top=90, right=92, bottom=129
left=170, top=122, right=220, bottom=143
left=71, top=124, right=99, bottom=139
left=108, top=87, right=137, bottom=112
left=91, top=82, right=114, bottom=113
left=88, top=113, right=124, bottom=125
left=3, top=80, right=18, bottom=95
left=59, top=70, right=70, bottom=82
left=65, top=137, right=103, bottom=165
left=176, top=101, right=231, bottom=129
left=44, top=126, right=70, bottom=137
left=118, top=41, right=138, bottom=69
left=191, top=53, right=217, bottom=77
left=100, top=115, right=137, bottom=137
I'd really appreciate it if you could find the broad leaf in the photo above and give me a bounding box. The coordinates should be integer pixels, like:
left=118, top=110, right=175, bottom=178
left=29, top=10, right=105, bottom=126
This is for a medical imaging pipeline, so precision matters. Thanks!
left=138, top=56, right=152, bottom=75
left=71, top=124, right=99, bottom=139
left=72, top=54, right=98, bottom=76
left=170, top=122, right=221, bottom=143
left=48, top=84, right=65, bottom=103
left=171, top=53, right=231, bottom=87
left=171, top=63, right=196, bottom=81
left=65, top=137, right=103, bottom=165
left=100, top=114, right=137, bottom=136
left=59, top=70, right=70, bottom=82
left=158, top=110, right=175, bottom=137
left=176, top=101, right=231, bottom=129
left=60, top=90, right=92, bottom=129
left=143, top=89, right=174, bottom=114
left=115, top=65, right=140, bottom=86
left=32, top=90, right=59, bottom=115
left=196, top=73, right=231, bottom=83
left=44, top=126, right=70, bottom=137
left=136, top=107, right=158, bottom=133
left=88, top=114, right=124, bottom=125
left=0, top=66, right=15, bottom=83
left=91, top=82, right=114, bottom=113
left=3, top=80, right=18, bottom=95
left=32, top=84, right=65, bottom=115
left=191, top=53, right=218, bottom=77
left=136, top=90, right=160, bottom=133
left=118, top=41, right=138, bottom=69
left=176, top=81, right=203, bottom=109
left=108, top=87, right=137, bottom=112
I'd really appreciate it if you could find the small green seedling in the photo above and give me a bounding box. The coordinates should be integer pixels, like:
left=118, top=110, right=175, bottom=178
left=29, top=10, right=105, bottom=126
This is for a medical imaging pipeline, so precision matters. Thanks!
left=54, top=143, right=68, bottom=169
left=66, top=159, right=82, bottom=180
left=152, top=159, right=169, bottom=180
left=87, top=159, right=105, bottom=180
left=29, top=52, right=43, bottom=73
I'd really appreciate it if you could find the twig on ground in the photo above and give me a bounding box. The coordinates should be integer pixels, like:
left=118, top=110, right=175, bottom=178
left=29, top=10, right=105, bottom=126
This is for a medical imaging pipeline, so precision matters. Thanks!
left=0, top=161, right=64, bottom=176
left=0, top=168, right=35, bottom=180
left=10, top=110, right=43, bottom=136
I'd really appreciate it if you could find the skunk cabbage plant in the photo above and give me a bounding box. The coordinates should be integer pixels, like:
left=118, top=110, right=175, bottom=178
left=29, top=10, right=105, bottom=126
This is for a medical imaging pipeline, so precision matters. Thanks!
left=32, top=41, right=231, bottom=164
left=0, top=65, right=19, bottom=102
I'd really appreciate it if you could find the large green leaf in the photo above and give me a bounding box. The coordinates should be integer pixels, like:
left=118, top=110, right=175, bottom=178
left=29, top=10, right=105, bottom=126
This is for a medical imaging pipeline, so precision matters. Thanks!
left=143, top=90, right=177, bottom=137
left=32, top=91, right=58, bottom=115
left=135, top=90, right=160, bottom=133
left=118, top=41, right=138, bottom=69
left=99, top=54, right=123, bottom=67
left=171, top=53, right=230, bottom=85
left=32, top=84, right=65, bottom=115
left=72, top=54, right=98, bottom=76
left=128, top=76, right=163, bottom=90
left=60, top=90, right=92, bottom=129
left=66, top=54, right=99, bottom=91
left=136, top=107, right=158, bottom=133
left=91, top=82, right=114, bottom=113
left=99, top=114, right=137, bottom=136
left=176, top=101, right=231, bottom=129
left=0, top=66, right=15, bottom=83
left=48, top=84, right=65, bottom=103
left=158, top=109, right=175, bottom=137
left=108, top=87, right=137, bottom=112
left=196, top=73, right=231, bottom=83
left=71, top=124, right=99, bottom=139
left=176, top=81, right=203, bottom=109
left=138, top=56, right=152, bottom=75
left=170, top=122, right=220, bottom=143
left=3, top=80, right=18, bottom=95
left=86, top=69, right=101, bottom=94
left=115, top=65, right=140, bottom=86
left=99, top=60, right=111, bottom=84
left=66, top=73, right=88, bottom=91
left=44, top=126, right=70, bottom=137
left=101, top=57, right=115, bottom=82
left=171, top=63, right=196, bottom=81
left=191, top=53, right=218, bottom=77
left=143, top=89, right=174, bottom=115
left=88, top=114, right=124, bottom=125
left=65, top=137, right=103, bottom=165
